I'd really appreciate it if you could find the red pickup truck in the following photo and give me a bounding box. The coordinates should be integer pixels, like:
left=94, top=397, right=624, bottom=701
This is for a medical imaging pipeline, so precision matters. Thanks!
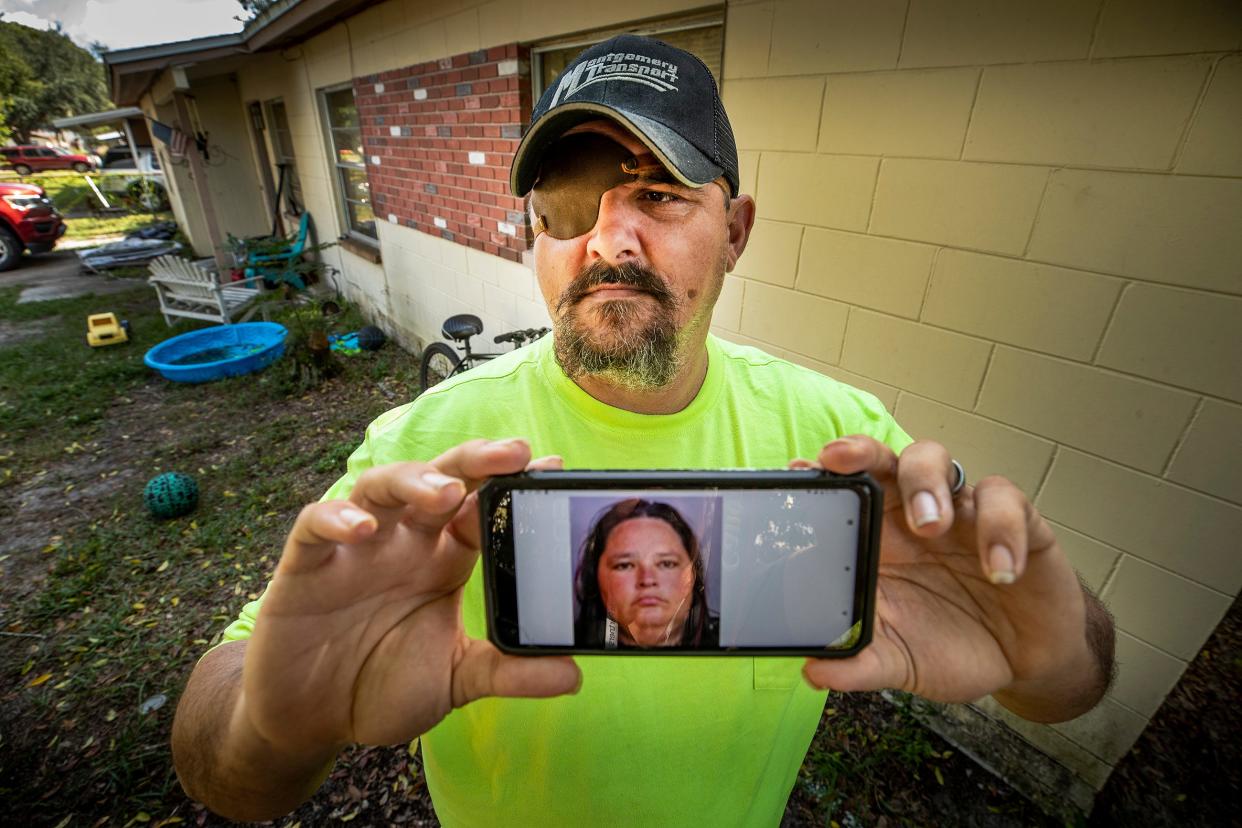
left=0, top=182, right=67, bottom=271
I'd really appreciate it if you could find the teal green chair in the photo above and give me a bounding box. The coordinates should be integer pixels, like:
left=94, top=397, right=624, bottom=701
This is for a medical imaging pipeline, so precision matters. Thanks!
left=245, top=212, right=311, bottom=289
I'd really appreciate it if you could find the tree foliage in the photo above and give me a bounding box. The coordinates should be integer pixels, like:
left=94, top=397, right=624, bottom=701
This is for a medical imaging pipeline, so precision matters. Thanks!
left=0, top=21, right=111, bottom=144
left=235, top=0, right=281, bottom=22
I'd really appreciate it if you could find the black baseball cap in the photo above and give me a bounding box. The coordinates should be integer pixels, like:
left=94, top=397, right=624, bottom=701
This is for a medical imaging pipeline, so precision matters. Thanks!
left=510, top=34, right=740, bottom=198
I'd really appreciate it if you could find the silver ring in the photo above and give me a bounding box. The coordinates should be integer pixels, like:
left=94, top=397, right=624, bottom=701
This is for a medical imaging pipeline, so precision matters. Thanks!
left=950, top=459, right=967, bottom=496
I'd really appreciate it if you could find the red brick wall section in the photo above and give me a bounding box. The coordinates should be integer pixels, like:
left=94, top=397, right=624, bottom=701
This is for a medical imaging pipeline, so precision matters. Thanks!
left=354, top=45, right=533, bottom=263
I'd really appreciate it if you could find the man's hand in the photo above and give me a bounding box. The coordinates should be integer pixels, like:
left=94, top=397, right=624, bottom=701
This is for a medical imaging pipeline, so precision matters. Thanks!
left=244, top=438, right=580, bottom=755
left=797, top=436, right=1114, bottom=723
left=173, top=439, right=579, bottom=820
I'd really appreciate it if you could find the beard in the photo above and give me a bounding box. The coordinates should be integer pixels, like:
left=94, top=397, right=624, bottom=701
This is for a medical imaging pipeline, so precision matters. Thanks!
left=553, top=261, right=684, bottom=390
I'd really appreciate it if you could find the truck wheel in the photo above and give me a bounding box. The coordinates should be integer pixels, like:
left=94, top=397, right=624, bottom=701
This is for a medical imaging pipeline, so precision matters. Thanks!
left=13, top=164, right=32, bottom=176
left=0, top=226, right=23, bottom=272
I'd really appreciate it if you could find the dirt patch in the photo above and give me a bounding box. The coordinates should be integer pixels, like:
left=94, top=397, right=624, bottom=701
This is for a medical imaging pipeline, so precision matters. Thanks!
left=1091, top=596, right=1241, bottom=827
left=0, top=317, right=50, bottom=347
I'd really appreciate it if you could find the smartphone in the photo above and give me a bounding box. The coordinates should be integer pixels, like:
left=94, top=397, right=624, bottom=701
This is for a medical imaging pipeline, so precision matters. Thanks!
left=478, top=469, right=882, bottom=656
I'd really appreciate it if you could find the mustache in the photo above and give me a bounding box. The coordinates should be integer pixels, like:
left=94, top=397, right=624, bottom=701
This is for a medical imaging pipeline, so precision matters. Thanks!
left=555, top=261, right=675, bottom=314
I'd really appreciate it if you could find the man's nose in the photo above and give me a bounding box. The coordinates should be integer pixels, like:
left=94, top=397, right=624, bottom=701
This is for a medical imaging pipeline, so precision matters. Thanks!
left=636, top=562, right=657, bottom=585
left=585, top=188, right=641, bottom=265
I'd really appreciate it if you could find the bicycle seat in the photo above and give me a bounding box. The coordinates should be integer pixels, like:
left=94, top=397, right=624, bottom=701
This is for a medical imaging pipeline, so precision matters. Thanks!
left=441, top=314, right=483, bottom=342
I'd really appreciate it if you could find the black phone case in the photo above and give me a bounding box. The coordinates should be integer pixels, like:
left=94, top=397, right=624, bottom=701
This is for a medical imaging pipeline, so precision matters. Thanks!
left=478, top=469, right=883, bottom=657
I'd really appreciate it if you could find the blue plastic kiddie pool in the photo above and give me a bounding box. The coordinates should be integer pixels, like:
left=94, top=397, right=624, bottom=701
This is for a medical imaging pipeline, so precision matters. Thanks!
left=144, top=322, right=287, bottom=383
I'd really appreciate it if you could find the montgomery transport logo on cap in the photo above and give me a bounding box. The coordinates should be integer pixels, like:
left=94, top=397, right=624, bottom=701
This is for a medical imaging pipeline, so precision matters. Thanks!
left=547, top=50, right=681, bottom=108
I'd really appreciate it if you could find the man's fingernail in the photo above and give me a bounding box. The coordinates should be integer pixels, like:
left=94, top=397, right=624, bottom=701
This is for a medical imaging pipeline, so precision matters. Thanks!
left=989, top=544, right=1016, bottom=584
left=341, top=507, right=372, bottom=530
left=422, top=471, right=460, bottom=490
left=912, top=491, right=940, bottom=527
left=494, top=437, right=527, bottom=449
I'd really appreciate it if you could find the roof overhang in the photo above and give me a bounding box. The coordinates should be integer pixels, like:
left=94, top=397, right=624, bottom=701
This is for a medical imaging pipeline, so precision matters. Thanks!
left=103, top=0, right=384, bottom=106
left=52, top=107, right=146, bottom=130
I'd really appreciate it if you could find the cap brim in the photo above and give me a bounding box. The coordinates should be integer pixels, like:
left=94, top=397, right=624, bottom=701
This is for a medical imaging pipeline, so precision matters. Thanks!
left=511, top=102, right=725, bottom=196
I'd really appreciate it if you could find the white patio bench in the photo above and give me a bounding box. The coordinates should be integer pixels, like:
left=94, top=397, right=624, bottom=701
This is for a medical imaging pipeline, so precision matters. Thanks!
left=148, top=255, right=263, bottom=326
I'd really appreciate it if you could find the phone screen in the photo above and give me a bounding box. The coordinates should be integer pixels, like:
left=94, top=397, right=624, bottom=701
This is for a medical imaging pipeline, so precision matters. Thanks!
left=481, top=472, right=880, bottom=656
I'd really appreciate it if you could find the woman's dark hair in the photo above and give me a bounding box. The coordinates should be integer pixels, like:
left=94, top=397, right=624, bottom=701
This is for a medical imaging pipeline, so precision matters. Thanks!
left=574, top=498, right=709, bottom=647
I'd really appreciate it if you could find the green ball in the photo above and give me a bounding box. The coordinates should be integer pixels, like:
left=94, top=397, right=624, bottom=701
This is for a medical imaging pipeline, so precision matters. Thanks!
left=144, top=472, right=199, bottom=519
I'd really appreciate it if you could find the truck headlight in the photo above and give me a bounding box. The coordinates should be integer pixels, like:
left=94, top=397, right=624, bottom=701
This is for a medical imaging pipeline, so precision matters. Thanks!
left=1, top=194, right=46, bottom=211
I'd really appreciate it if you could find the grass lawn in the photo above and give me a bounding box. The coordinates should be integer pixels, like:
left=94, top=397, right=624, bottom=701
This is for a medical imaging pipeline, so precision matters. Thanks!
left=0, top=282, right=431, bottom=824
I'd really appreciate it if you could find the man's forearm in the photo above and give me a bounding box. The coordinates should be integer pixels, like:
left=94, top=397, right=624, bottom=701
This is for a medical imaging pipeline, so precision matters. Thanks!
left=992, top=583, right=1116, bottom=723
left=172, top=640, right=338, bottom=821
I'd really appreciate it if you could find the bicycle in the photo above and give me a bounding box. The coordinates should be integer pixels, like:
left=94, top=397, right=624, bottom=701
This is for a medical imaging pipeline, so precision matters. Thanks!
left=419, top=313, right=549, bottom=391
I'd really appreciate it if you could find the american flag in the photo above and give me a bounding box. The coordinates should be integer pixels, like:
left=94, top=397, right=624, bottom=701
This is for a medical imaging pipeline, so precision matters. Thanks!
left=149, top=120, right=190, bottom=158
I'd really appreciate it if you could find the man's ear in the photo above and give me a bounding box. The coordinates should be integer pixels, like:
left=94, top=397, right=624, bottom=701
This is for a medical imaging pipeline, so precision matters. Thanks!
left=723, top=194, right=756, bottom=272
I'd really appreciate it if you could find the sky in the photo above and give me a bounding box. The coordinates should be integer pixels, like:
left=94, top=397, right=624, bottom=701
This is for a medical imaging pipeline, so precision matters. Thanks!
left=0, top=0, right=244, bottom=51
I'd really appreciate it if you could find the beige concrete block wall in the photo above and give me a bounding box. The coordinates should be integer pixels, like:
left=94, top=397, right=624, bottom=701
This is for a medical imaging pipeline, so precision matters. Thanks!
left=715, top=0, right=1242, bottom=789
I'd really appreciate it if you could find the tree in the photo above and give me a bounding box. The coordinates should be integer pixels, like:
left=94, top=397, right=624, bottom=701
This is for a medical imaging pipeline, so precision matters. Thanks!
left=235, top=1, right=280, bottom=22
left=0, top=21, right=111, bottom=144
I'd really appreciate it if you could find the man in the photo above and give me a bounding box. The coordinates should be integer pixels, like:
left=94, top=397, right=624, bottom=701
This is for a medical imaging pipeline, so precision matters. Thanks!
left=172, top=35, right=1114, bottom=825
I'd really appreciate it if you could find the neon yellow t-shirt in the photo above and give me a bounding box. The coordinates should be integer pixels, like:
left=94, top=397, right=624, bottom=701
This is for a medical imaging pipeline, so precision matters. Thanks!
left=223, top=333, right=911, bottom=826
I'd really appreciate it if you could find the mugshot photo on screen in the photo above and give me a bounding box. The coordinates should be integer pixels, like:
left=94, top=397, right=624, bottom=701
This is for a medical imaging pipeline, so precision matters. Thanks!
left=570, top=495, right=722, bottom=649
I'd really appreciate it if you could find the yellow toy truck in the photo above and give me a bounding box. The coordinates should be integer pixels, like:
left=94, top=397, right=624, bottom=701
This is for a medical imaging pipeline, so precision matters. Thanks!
left=86, top=312, right=130, bottom=347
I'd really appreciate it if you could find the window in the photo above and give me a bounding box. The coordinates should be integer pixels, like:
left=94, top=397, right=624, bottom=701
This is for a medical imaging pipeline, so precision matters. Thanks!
left=321, top=85, right=375, bottom=241
left=533, top=12, right=724, bottom=99
left=266, top=99, right=304, bottom=216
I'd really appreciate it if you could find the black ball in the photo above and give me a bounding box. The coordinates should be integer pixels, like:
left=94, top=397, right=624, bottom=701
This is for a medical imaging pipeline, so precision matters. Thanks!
left=357, top=325, right=386, bottom=351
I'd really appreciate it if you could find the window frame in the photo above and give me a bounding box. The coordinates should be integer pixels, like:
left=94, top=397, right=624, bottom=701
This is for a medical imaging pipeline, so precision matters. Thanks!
left=530, top=12, right=725, bottom=101
left=317, top=82, right=376, bottom=245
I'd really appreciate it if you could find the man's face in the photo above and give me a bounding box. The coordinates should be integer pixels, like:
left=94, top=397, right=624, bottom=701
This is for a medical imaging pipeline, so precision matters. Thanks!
left=531, top=120, right=747, bottom=390
left=597, top=517, right=695, bottom=647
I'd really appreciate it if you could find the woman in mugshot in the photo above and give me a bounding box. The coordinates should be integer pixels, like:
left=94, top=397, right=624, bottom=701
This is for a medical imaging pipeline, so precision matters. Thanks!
left=574, top=498, right=719, bottom=648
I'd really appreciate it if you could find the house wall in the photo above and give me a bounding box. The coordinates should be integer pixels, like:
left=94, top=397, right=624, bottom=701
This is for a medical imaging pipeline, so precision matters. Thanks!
left=191, top=74, right=272, bottom=245
left=354, top=44, right=532, bottom=263
left=143, top=76, right=211, bottom=256
left=718, top=0, right=1242, bottom=792
left=229, top=0, right=708, bottom=349
left=141, top=73, right=274, bottom=258
left=144, top=0, right=1241, bottom=803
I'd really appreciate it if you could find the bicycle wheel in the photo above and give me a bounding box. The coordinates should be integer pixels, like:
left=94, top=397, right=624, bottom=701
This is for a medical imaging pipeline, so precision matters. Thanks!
left=420, top=342, right=461, bottom=391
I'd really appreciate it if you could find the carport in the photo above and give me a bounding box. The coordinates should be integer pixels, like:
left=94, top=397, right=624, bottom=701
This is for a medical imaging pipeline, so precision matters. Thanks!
left=50, top=106, right=151, bottom=165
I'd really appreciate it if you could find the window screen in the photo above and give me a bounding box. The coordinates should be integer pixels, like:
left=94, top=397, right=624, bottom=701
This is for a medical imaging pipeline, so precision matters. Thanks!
left=321, top=86, right=375, bottom=240
left=535, top=14, right=724, bottom=98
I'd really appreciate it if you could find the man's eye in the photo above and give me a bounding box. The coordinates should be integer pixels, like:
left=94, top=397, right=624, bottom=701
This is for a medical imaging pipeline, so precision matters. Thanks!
left=658, top=559, right=680, bottom=569
left=612, top=561, right=633, bottom=571
left=641, top=190, right=682, bottom=204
